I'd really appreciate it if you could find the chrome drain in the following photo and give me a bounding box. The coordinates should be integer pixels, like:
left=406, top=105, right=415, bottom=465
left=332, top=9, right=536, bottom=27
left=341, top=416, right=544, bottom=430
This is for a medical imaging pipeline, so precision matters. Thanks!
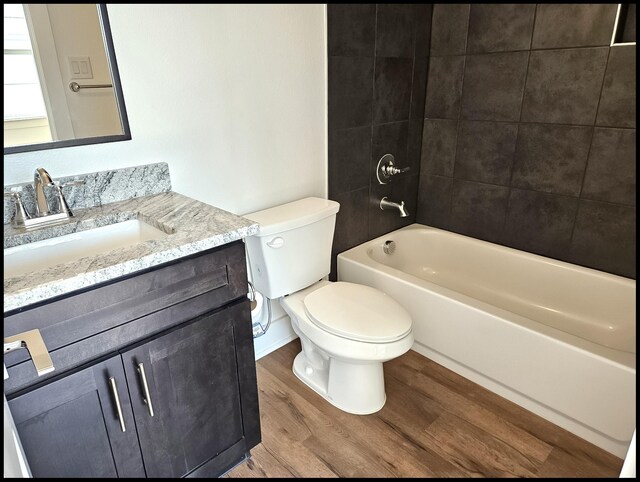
left=383, top=240, right=396, bottom=254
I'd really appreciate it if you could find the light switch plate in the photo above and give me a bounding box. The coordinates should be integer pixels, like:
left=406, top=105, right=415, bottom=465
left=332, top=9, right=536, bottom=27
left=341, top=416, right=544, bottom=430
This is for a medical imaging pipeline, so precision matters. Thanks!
left=68, top=56, right=93, bottom=79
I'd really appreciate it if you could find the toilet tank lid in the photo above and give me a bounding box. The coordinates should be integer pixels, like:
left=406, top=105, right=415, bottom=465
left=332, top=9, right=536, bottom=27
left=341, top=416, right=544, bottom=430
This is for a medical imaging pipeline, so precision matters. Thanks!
left=244, top=197, right=340, bottom=237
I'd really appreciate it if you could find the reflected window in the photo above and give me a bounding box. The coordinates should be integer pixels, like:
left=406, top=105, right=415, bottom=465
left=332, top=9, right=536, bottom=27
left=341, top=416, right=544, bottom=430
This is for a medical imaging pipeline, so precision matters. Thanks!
left=3, top=4, right=52, bottom=146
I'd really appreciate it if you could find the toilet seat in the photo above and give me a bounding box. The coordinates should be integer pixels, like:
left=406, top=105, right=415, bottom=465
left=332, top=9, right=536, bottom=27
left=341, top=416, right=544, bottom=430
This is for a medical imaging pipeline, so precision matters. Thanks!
left=303, top=281, right=412, bottom=343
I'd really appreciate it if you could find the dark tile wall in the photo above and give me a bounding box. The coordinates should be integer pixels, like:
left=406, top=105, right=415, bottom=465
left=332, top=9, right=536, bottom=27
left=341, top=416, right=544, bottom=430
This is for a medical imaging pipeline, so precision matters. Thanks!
left=416, top=4, right=636, bottom=279
left=327, top=4, right=432, bottom=280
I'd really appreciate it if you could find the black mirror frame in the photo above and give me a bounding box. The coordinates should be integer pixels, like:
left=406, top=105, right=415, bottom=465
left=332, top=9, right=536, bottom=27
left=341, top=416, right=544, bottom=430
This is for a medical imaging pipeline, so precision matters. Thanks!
left=4, top=4, right=131, bottom=155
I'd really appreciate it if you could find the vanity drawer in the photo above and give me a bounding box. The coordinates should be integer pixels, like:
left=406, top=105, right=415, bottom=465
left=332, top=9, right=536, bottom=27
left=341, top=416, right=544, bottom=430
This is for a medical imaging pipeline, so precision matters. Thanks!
left=3, top=240, right=248, bottom=382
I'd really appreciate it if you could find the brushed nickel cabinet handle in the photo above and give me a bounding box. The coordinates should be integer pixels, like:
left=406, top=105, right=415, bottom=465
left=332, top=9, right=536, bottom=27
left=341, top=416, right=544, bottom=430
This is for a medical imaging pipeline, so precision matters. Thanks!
left=137, top=362, right=154, bottom=417
left=109, top=377, right=126, bottom=432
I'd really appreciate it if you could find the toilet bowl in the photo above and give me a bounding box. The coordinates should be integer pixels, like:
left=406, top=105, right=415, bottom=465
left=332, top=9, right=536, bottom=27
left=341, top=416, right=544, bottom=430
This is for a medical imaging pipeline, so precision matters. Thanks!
left=280, top=280, right=414, bottom=414
left=244, top=197, right=414, bottom=414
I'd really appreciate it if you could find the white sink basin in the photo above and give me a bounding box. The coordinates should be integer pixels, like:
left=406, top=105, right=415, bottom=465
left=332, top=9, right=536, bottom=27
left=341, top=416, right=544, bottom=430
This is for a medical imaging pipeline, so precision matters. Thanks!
left=4, top=219, right=169, bottom=279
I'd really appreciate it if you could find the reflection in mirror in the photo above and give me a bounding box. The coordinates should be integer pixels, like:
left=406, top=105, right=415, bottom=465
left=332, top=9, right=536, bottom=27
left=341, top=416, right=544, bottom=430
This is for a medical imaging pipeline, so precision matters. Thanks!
left=3, top=4, right=130, bottom=154
left=611, top=3, right=636, bottom=45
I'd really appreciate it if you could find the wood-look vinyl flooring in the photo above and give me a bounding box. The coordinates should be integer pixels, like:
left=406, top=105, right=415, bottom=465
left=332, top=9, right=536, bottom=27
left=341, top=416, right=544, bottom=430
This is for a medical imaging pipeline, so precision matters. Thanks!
left=226, top=340, right=623, bottom=478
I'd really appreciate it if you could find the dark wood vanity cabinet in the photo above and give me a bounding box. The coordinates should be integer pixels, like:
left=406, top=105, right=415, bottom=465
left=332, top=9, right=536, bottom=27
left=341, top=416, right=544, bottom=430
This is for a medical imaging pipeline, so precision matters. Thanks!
left=8, top=355, right=145, bottom=478
left=5, top=241, right=261, bottom=478
left=123, top=302, right=255, bottom=478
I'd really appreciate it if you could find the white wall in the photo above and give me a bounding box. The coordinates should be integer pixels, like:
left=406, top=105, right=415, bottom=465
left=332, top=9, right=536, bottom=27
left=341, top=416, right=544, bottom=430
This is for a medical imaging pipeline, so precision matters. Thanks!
left=4, top=4, right=328, bottom=216
left=4, top=4, right=327, bottom=357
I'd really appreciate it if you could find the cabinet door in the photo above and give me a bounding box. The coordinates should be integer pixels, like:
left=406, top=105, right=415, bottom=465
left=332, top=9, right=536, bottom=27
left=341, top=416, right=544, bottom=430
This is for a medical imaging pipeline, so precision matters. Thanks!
left=122, top=303, right=246, bottom=478
left=7, top=355, right=145, bottom=478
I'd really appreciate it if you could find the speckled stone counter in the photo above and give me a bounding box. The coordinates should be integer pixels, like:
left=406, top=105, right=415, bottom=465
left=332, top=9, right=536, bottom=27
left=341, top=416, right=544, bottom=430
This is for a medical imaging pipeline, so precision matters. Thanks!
left=4, top=191, right=259, bottom=313
left=4, top=162, right=172, bottom=225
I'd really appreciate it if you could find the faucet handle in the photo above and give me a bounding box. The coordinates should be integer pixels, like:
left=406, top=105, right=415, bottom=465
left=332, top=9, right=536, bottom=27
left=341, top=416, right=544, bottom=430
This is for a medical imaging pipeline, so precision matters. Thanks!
left=376, top=154, right=410, bottom=184
left=3, top=191, right=25, bottom=201
left=4, top=191, right=32, bottom=226
left=390, top=165, right=411, bottom=175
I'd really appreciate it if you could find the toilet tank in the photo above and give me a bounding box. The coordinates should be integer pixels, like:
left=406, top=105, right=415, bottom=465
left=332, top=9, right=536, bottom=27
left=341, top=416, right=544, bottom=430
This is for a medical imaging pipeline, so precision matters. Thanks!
left=244, top=197, right=340, bottom=299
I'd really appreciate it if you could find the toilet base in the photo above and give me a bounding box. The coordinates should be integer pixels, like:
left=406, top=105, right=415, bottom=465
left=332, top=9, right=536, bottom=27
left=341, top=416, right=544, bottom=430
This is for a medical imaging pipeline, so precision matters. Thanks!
left=292, top=350, right=387, bottom=415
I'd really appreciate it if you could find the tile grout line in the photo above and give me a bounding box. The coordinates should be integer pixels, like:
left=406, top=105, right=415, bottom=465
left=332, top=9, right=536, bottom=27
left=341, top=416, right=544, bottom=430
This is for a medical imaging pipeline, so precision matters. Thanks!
left=447, top=4, right=472, bottom=230
left=429, top=43, right=618, bottom=58
left=419, top=116, right=635, bottom=131
left=367, top=4, right=379, bottom=242
left=567, top=44, right=613, bottom=251
left=501, top=4, right=538, bottom=241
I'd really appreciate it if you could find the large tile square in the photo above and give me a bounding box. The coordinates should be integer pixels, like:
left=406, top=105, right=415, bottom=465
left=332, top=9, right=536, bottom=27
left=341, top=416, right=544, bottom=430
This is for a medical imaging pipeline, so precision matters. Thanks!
left=416, top=174, right=452, bottom=229
left=414, top=5, right=433, bottom=58
left=454, top=121, right=518, bottom=185
left=331, top=187, right=370, bottom=255
left=581, top=128, right=636, bottom=205
left=521, top=48, right=608, bottom=125
left=504, top=189, right=578, bottom=259
left=461, top=52, right=529, bottom=122
left=430, top=4, right=470, bottom=56
left=449, top=180, right=510, bottom=244
left=569, top=201, right=636, bottom=279
left=373, top=57, right=413, bottom=124
left=376, top=4, right=415, bottom=58
left=328, top=56, right=374, bottom=130
left=420, top=119, right=458, bottom=177
left=424, top=56, right=465, bottom=120
left=407, top=119, right=425, bottom=175
left=511, top=124, right=592, bottom=196
left=467, top=4, right=535, bottom=53
left=328, top=126, right=372, bottom=197
left=532, top=4, right=618, bottom=49
left=596, top=45, right=636, bottom=128
left=410, top=57, right=429, bottom=120
left=327, top=4, right=376, bottom=57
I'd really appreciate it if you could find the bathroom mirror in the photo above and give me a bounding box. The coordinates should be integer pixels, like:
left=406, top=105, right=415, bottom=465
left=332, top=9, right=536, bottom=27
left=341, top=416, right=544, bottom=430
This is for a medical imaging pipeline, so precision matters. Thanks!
left=3, top=4, right=130, bottom=155
left=611, top=3, right=636, bottom=45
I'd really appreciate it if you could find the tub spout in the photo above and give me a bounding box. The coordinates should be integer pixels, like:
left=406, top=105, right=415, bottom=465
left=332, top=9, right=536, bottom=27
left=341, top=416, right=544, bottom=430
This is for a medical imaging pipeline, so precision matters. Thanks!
left=380, top=197, right=409, bottom=217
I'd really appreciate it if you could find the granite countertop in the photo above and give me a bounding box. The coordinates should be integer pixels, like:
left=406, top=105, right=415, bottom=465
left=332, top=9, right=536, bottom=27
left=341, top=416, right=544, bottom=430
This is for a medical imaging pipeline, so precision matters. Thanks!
left=3, top=191, right=259, bottom=313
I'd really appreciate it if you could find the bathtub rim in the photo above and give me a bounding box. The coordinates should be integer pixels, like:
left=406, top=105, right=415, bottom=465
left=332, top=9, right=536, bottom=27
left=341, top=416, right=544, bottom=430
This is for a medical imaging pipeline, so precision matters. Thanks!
left=373, top=223, right=635, bottom=286
left=337, top=223, right=636, bottom=371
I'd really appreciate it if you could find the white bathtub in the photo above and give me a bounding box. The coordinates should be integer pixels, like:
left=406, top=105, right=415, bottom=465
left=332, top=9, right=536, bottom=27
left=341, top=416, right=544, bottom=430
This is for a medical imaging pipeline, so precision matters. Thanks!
left=338, top=224, right=636, bottom=458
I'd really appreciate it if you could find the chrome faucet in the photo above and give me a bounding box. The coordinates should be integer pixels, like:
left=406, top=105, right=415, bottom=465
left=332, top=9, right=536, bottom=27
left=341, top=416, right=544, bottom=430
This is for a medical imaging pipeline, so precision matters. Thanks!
left=4, top=168, right=84, bottom=230
left=34, top=167, right=55, bottom=216
left=380, top=197, right=409, bottom=217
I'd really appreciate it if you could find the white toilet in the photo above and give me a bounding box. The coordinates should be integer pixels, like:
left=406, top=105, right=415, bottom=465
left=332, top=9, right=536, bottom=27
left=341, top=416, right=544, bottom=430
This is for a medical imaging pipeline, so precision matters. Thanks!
left=245, top=197, right=413, bottom=415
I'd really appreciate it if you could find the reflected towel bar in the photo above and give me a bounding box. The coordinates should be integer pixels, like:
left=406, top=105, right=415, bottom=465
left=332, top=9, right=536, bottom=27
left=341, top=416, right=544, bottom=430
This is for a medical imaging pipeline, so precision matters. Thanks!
left=69, top=81, right=113, bottom=92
